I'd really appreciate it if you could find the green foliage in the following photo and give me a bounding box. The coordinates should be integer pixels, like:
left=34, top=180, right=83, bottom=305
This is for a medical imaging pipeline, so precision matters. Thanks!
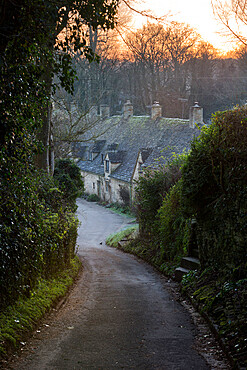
left=0, top=257, right=81, bottom=360
left=0, top=0, right=118, bottom=315
left=135, top=155, right=185, bottom=236
left=181, top=268, right=247, bottom=368
left=131, top=154, right=189, bottom=271
left=106, top=202, right=133, bottom=217
left=87, top=194, right=100, bottom=202
left=158, top=180, right=190, bottom=262
left=54, top=159, right=84, bottom=211
left=0, top=0, right=119, bottom=137
left=0, top=158, right=79, bottom=310
left=181, top=105, right=247, bottom=270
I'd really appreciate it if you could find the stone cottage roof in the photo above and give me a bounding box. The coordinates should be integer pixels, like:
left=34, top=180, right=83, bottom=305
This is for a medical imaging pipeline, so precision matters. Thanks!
left=91, top=140, right=106, bottom=153
left=71, top=143, right=88, bottom=158
left=108, top=151, right=126, bottom=163
left=107, top=143, right=118, bottom=152
left=78, top=116, right=201, bottom=182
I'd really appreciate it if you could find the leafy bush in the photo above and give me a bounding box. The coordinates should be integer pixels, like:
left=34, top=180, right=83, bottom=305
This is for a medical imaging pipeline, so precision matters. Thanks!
left=131, top=154, right=190, bottom=270
left=158, top=180, right=190, bottom=262
left=0, top=156, right=79, bottom=310
left=87, top=194, right=100, bottom=202
left=182, top=268, right=247, bottom=368
left=0, top=257, right=81, bottom=360
left=181, top=105, right=247, bottom=270
left=119, top=186, right=130, bottom=206
left=135, top=154, right=186, bottom=237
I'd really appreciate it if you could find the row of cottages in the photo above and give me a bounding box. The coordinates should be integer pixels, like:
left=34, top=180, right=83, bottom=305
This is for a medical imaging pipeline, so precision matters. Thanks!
left=74, top=101, right=204, bottom=206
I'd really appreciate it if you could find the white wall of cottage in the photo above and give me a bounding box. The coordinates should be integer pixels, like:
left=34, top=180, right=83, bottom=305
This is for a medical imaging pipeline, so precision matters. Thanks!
left=81, top=170, right=131, bottom=205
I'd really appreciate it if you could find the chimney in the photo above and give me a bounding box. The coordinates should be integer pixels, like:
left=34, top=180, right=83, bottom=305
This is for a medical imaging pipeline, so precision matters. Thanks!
left=189, top=102, right=203, bottom=128
left=151, top=101, right=162, bottom=120
left=123, top=100, right=133, bottom=119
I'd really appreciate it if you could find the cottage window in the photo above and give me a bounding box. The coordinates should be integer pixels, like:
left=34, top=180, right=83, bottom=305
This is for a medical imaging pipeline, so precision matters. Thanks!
left=93, top=182, right=95, bottom=190
left=105, top=159, right=109, bottom=172
left=105, top=181, right=109, bottom=192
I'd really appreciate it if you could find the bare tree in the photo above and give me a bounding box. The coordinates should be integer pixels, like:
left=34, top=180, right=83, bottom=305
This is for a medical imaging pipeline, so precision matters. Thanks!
left=123, top=22, right=200, bottom=115
left=52, top=93, right=117, bottom=158
left=212, top=0, right=247, bottom=45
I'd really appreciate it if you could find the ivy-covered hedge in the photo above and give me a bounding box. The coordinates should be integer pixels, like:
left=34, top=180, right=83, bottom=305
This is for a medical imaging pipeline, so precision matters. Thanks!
left=158, top=180, right=190, bottom=263
left=134, top=106, right=247, bottom=275
left=181, top=105, right=247, bottom=271
left=0, top=151, right=80, bottom=310
left=134, top=155, right=189, bottom=269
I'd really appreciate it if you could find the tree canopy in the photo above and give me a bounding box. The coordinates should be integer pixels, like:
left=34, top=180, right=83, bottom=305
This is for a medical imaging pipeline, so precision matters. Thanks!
left=0, top=0, right=119, bottom=159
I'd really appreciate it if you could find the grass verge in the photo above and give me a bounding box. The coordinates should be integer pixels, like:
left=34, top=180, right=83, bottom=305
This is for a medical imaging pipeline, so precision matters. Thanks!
left=106, top=227, right=180, bottom=276
left=0, top=257, right=81, bottom=362
left=106, top=226, right=138, bottom=248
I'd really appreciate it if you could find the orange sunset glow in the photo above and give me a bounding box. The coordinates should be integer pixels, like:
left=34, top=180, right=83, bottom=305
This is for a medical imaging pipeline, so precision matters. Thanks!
left=132, top=0, right=238, bottom=53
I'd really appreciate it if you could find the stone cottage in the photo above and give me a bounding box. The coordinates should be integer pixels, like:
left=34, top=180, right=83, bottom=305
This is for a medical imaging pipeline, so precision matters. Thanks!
left=75, top=101, right=203, bottom=205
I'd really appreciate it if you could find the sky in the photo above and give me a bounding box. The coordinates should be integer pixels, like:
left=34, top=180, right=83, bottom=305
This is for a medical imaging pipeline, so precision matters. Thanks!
left=134, top=0, right=237, bottom=52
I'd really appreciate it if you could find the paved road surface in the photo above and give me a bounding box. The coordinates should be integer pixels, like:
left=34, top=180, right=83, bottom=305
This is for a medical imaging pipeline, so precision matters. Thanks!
left=9, top=199, right=210, bottom=369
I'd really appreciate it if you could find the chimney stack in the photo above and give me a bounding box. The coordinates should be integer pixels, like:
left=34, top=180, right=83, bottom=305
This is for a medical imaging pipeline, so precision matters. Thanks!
left=190, top=102, right=203, bottom=128
left=123, top=100, right=133, bottom=119
left=151, top=101, right=162, bottom=120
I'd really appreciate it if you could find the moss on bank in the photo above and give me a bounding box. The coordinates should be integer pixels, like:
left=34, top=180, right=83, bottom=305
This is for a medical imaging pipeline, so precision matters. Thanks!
left=0, top=257, right=81, bottom=361
left=181, top=269, right=247, bottom=369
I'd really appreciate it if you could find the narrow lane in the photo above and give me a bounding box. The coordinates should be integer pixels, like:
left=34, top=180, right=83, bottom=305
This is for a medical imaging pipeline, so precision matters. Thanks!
left=10, top=199, right=209, bottom=369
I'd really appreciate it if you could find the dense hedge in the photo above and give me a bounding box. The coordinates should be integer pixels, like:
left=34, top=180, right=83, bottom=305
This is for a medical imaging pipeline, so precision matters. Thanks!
left=181, top=105, right=247, bottom=271
left=134, top=106, right=247, bottom=275
left=0, top=150, right=80, bottom=310
left=134, top=155, right=189, bottom=269
left=158, top=180, right=190, bottom=263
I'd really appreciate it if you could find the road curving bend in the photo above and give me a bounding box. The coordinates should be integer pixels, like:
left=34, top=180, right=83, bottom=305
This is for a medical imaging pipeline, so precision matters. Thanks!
left=9, top=199, right=217, bottom=369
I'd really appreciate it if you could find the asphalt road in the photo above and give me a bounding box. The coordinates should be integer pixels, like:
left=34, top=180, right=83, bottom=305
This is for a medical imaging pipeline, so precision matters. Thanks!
left=8, top=199, right=211, bottom=369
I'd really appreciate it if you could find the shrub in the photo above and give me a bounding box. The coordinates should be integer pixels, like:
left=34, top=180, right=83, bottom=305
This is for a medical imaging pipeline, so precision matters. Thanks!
left=158, top=180, right=190, bottom=262
left=181, top=105, right=247, bottom=270
left=135, top=154, right=186, bottom=237
left=119, top=186, right=130, bottom=206
left=0, top=159, right=79, bottom=310
left=87, top=194, right=100, bottom=202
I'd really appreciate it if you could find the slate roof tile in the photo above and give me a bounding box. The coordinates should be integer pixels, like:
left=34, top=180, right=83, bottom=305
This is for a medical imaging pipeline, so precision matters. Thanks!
left=78, top=116, right=201, bottom=182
